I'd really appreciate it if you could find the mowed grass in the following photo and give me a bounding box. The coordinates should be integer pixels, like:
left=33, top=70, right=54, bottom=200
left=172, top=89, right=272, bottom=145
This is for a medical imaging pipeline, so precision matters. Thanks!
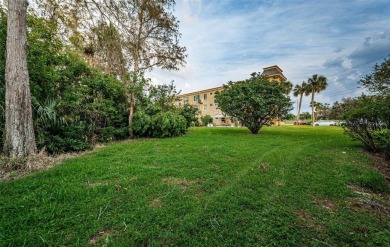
left=1, top=126, right=389, bottom=246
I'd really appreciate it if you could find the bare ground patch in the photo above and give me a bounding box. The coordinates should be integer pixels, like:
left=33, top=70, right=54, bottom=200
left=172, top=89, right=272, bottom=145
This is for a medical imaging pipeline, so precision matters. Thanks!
left=348, top=197, right=390, bottom=217
left=316, top=198, right=340, bottom=212
left=348, top=185, right=390, bottom=217
left=162, top=177, right=203, bottom=189
left=149, top=199, right=163, bottom=208
left=366, top=151, right=390, bottom=182
left=88, top=229, right=115, bottom=245
left=259, top=163, right=270, bottom=170
left=295, top=209, right=323, bottom=231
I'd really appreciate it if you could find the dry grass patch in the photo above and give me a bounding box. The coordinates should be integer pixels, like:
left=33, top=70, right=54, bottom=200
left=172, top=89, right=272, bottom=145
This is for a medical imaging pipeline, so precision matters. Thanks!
left=149, top=199, right=163, bottom=208
left=274, top=180, right=283, bottom=186
left=259, top=163, right=270, bottom=170
left=349, top=198, right=390, bottom=216
left=88, top=229, right=115, bottom=245
left=162, top=177, right=196, bottom=189
left=316, top=198, right=339, bottom=212
left=0, top=149, right=96, bottom=181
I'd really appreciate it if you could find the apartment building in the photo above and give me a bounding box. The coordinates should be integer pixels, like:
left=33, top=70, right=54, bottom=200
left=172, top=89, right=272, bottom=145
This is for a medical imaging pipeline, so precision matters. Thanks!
left=176, top=65, right=287, bottom=126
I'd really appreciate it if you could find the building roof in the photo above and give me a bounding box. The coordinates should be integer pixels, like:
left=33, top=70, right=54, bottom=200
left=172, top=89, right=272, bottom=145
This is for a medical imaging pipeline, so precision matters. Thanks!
left=177, top=86, right=224, bottom=97
left=261, top=65, right=287, bottom=81
left=177, top=65, right=287, bottom=97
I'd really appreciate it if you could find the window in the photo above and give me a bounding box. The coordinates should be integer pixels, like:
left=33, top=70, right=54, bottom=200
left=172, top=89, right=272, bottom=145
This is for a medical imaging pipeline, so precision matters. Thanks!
left=210, top=92, right=213, bottom=95
left=194, top=95, right=199, bottom=101
left=203, top=105, right=207, bottom=111
left=184, top=97, right=189, bottom=104
left=210, top=104, right=213, bottom=107
left=203, top=94, right=207, bottom=100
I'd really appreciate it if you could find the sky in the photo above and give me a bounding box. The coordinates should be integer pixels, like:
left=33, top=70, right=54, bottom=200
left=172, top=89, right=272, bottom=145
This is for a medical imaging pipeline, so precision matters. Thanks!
left=146, top=0, right=390, bottom=113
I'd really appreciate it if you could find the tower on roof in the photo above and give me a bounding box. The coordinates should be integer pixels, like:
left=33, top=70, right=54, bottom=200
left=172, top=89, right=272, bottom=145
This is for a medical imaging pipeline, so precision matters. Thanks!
left=262, top=65, right=287, bottom=82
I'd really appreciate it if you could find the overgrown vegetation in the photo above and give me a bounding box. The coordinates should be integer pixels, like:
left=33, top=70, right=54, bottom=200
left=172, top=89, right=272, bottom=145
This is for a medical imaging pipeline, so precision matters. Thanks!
left=0, top=10, right=191, bottom=154
left=343, top=57, right=390, bottom=159
left=132, top=83, right=194, bottom=138
left=0, top=12, right=129, bottom=153
left=1, top=127, right=389, bottom=245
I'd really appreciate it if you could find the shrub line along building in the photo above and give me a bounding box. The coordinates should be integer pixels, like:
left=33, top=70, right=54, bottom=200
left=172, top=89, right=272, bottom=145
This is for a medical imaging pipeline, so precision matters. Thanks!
left=175, top=65, right=287, bottom=126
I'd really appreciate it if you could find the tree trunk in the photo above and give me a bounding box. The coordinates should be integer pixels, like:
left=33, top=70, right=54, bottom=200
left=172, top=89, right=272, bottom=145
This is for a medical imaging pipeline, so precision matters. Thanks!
left=128, top=92, right=135, bottom=138
left=128, top=52, right=139, bottom=138
left=128, top=6, right=144, bottom=138
left=311, top=91, right=315, bottom=127
left=3, top=0, right=37, bottom=157
left=297, top=93, right=303, bottom=121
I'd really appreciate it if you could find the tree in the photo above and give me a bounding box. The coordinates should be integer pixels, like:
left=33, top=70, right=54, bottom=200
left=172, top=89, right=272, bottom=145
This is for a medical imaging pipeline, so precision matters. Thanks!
left=3, top=0, right=37, bottom=157
left=307, top=74, right=328, bottom=126
left=300, top=112, right=311, bottom=120
left=179, top=104, right=198, bottom=128
left=359, top=55, right=390, bottom=96
left=123, top=0, right=187, bottom=137
left=343, top=95, right=390, bottom=152
left=215, top=73, right=292, bottom=134
left=329, top=98, right=358, bottom=120
left=149, top=82, right=179, bottom=112
left=201, top=115, right=213, bottom=126
left=34, top=0, right=187, bottom=137
left=293, top=81, right=308, bottom=121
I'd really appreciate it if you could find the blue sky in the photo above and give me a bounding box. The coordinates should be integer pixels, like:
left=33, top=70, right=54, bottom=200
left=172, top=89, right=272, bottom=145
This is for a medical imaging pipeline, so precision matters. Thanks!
left=146, top=0, right=390, bottom=113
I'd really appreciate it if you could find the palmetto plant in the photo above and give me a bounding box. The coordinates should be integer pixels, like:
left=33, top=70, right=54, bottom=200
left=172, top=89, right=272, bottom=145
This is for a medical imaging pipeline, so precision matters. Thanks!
left=307, top=74, right=328, bottom=126
left=33, top=98, right=66, bottom=149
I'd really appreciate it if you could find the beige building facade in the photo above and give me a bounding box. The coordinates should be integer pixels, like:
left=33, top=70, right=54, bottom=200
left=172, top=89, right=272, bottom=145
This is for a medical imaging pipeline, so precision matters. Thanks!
left=175, top=65, right=287, bottom=126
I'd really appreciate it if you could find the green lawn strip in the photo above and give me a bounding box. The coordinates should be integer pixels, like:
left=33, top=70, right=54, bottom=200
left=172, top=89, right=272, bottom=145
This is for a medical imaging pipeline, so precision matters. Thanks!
left=1, top=127, right=389, bottom=246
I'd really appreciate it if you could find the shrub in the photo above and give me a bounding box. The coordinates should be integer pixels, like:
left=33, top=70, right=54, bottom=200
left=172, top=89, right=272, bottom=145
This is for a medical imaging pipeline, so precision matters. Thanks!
left=372, top=129, right=390, bottom=159
left=42, top=125, right=92, bottom=154
left=179, top=104, right=198, bottom=128
left=133, top=111, right=152, bottom=137
left=150, top=112, right=187, bottom=138
left=201, top=115, right=213, bottom=126
left=133, top=111, right=187, bottom=138
left=343, top=96, right=389, bottom=153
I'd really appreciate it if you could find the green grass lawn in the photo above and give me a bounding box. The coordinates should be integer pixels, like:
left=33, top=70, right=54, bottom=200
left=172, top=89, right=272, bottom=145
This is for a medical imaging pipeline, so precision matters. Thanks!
left=1, top=126, right=389, bottom=246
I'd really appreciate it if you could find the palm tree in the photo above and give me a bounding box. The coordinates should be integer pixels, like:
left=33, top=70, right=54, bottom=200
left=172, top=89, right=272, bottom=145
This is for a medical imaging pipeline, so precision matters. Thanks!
left=293, top=81, right=308, bottom=122
left=309, top=101, right=324, bottom=121
left=307, top=74, right=328, bottom=126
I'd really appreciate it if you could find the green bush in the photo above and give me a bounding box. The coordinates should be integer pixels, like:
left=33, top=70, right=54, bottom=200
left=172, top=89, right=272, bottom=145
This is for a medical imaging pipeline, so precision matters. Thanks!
left=343, top=96, right=389, bottom=153
left=150, top=112, right=187, bottom=138
left=133, top=111, right=152, bottom=137
left=179, top=104, right=198, bottom=128
left=372, top=129, right=390, bottom=159
left=133, top=111, right=187, bottom=138
left=201, top=114, right=213, bottom=126
left=42, top=125, right=91, bottom=154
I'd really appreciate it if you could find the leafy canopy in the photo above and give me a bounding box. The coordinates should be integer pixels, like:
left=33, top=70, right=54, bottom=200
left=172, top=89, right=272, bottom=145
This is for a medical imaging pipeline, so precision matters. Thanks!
left=215, top=73, right=292, bottom=134
left=360, top=56, right=390, bottom=96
